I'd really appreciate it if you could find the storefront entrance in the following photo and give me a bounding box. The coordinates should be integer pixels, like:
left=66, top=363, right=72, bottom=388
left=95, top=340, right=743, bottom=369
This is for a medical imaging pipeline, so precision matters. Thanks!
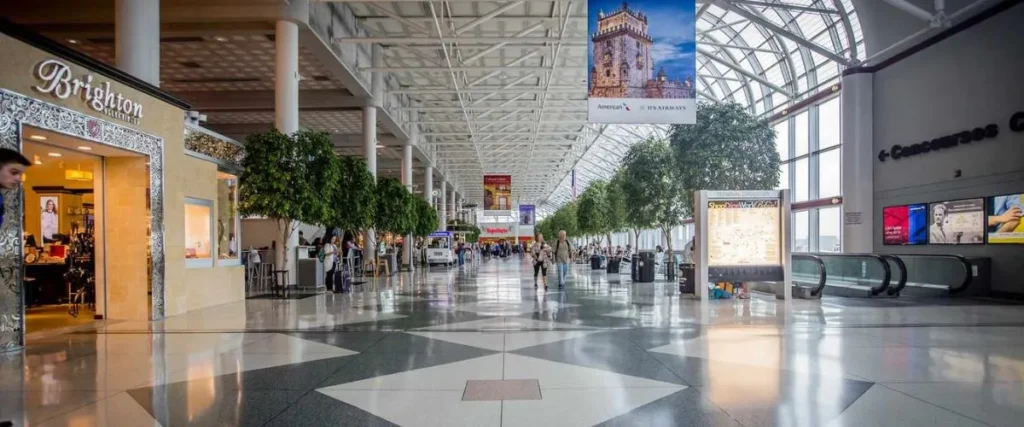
left=21, top=127, right=151, bottom=336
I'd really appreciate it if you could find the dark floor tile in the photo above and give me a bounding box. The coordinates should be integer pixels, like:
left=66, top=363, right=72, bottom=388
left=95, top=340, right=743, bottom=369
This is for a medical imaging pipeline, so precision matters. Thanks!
left=284, top=331, right=391, bottom=352
left=128, top=385, right=306, bottom=427
left=319, top=340, right=497, bottom=387
left=596, top=388, right=743, bottom=427
left=263, top=390, right=399, bottom=427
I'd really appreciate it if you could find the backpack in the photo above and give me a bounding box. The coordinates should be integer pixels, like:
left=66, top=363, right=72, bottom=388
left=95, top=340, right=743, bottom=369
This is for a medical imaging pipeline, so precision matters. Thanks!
left=317, top=245, right=327, bottom=263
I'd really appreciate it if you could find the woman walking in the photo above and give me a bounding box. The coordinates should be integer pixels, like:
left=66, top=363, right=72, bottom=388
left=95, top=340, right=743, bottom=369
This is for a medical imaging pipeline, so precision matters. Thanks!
left=322, top=235, right=339, bottom=292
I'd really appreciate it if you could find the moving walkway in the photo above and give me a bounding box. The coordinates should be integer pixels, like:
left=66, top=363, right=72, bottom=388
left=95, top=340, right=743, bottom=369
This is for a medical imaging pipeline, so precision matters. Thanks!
left=789, top=253, right=983, bottom=299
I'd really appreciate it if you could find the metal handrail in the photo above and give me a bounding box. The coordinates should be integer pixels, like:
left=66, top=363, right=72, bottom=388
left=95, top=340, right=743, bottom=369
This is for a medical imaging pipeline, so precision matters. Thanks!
left=881, top=255, right=908, bottom=296
left=887, top=254, right=973, bottom=294
left=809, top=253, right=892, bottom=296
left=793, top=253, right=827, bottom=297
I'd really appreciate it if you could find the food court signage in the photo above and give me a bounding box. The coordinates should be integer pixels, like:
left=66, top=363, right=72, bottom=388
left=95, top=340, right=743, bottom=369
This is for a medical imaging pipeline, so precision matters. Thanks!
left=877, top=111, right=1023, bottom=162
left=33, top=59, right=143, bottom=125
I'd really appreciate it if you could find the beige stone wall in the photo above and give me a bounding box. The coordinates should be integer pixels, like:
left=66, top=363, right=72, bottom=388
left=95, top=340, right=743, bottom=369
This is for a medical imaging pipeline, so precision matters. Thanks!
left=164, top=155, right=245, bottom=316
left=1, top=34, right=243, bottom=319
left=103, top=157, right=149, bottom=320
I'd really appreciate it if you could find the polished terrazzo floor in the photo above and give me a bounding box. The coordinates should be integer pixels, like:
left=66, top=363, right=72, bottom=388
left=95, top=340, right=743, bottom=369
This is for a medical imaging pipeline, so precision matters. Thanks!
left=3, top=257, right=1024, bottom=426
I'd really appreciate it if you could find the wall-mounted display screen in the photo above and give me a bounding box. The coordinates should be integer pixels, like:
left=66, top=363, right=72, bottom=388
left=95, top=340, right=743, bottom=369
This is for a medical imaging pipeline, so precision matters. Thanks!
left=882, top=204, right=927, bottom=245
left=928, top=198, right=985, bottom=244
left=707, top=199, right=781, bottom=266
left=988, top=193, right=1024, bottom=244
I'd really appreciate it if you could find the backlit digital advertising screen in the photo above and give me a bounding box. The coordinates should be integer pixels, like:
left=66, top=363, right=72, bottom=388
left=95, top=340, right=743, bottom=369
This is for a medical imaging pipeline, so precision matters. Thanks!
left=988, top=192, right=1024, bottom=244
left=882, top=204, right=927, bottom=245
left=928, top=198, right=985, bottom=245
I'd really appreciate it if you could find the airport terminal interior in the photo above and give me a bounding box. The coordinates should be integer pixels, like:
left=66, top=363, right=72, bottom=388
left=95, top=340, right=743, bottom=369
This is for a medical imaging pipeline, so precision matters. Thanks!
left=1, top=0, right=1024, bottom=426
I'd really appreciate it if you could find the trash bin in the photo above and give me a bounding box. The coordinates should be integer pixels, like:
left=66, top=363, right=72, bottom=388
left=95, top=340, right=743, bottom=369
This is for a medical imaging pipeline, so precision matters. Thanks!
left=590, top=255, right=602, bottom=270
left=638, top=251, right=656, bottom=283
left=678, top=263, right=695, bottom=294
left=631, top=255, right=640, bottom=281
left=665, top=260, right=677, bottom=280
left=606, top=257, right=621, bottom=274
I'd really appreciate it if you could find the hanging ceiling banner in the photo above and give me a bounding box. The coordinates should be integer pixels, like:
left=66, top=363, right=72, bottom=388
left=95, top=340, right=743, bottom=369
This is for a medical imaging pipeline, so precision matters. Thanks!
left=519, top=205, right=536, bottom=225
left=587, top=0, right=697, bottom=124
left=483, top=175, right=512, bottom=210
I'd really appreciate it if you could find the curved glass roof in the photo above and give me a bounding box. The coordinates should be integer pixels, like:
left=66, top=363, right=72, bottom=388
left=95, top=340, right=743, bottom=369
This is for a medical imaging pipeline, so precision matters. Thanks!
left=540, top=0, right=863, bottom=214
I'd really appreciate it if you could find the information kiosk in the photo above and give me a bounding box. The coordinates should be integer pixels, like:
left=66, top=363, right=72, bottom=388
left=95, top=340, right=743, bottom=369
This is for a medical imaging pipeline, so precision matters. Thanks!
left=693, top=190, right=793, bottom=301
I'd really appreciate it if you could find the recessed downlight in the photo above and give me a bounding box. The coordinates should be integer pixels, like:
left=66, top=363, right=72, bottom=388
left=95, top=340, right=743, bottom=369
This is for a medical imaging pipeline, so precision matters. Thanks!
left=213, top=36, right=229, bottom=42
left=29, top=135, right=47, bottom=141
left=48, top=152, right=62, bottom=157
left=77, top=146, right=92, bottom=151
left=67, top=39, right=80, bottom=44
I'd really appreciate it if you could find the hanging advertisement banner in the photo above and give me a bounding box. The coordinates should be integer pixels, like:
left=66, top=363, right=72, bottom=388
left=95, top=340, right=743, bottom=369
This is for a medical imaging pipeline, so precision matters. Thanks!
left=587, top=0, right=697, bottom=124
left=483, top=175, right=512, bottom=210
left=519, top=205, right=536, bottom=225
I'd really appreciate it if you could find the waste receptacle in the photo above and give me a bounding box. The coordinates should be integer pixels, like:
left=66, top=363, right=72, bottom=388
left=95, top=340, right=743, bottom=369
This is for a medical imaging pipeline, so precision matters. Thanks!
left=638, top=251, right=656, bottom=283
left=606, top=257, right=621, bottom=273
left=590, top=255, right=602, bottom=270
left=678, top=263, right=695, bottom=294
left=631, top=255, right=640, bottom=281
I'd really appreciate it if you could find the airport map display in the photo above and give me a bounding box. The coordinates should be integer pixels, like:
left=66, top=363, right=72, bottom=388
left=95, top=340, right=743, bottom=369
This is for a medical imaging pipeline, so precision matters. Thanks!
left=707, top=199, right=782, bottom=266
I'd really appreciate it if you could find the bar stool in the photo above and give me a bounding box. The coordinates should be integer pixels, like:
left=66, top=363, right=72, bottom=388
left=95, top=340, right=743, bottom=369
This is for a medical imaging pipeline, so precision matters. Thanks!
left=374, top=256, right=390, bottom=277
left=258, top=263, right=274, bottom=295
left=272, top=269, right=290, bottom=298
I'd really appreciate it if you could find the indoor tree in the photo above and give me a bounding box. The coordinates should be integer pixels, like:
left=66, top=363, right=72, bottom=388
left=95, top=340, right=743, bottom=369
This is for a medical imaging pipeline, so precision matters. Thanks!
left=374, top=177, right=415, bottom=244
left=620, top=137, right=688, bottom=261
left=605, top=169, right=629, bottom=247
left=576, top=180, right=611, bottom=247
left=239, top=129, right=339, bottom=273
left=670, top=102, right=781, bottom=211
left=412, top=197, right=439, bottom=239
left=330, top=156, right=377, bottom=241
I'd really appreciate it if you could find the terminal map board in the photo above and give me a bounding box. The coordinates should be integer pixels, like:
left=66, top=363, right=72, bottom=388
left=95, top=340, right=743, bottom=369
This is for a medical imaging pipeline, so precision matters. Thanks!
left=703, top=195, right=786, bottom=283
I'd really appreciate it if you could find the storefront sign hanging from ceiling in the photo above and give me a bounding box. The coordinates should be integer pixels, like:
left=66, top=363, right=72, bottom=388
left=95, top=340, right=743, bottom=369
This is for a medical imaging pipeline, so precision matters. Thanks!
left=587, top=0, right=697, bottom=124
left=33, top=59, right=143, bottom=125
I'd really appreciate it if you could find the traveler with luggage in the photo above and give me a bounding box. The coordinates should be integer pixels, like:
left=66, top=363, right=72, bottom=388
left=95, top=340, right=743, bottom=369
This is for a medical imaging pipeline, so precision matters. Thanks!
left=553, top=230, right=572, bottom=288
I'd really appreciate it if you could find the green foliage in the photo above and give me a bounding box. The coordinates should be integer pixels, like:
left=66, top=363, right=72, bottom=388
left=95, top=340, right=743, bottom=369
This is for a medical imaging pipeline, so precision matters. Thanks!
left=331, top=156, right=377, bottom=233
left=576, top=180, right=610, bottom=237
left=669, top=102, right=781, bottom=210
left=541, top=201, right=578, bottom=240
left=412, top=197, right=439, bottom=238
left=605, top=169, right=628, bottom=233
left=239, top=129, right=338, bottom=225
left=374, top=177, right=415, bottom=235
left=620, top=137, right=688, bottom=230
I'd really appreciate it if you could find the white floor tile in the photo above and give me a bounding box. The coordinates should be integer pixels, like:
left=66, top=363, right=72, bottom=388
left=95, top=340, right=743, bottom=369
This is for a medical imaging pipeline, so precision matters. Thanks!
left=238, top=333, right=361, bottom=354
left=415, top=317, right=592, bottom=331
left=825, top=385, right=989, bottom=427
left=502, top=387, right=683, bottom=427
left=34, top=391, right=163, bottom=427
left=503, top=331, right=601, bottom=351
left=324, top=354, right=503, bottom=391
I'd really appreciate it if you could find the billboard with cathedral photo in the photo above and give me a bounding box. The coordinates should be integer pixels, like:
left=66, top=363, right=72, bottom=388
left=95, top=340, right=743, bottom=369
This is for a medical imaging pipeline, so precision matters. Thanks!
left=588, top=0, right=697, bottom=124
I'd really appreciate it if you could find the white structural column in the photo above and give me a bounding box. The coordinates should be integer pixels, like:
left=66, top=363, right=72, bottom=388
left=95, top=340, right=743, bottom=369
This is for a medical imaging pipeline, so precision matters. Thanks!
left=423, top=166, right=434, bottom=209
left=841, top=72, right=874, bottom=253
left=439, top=179, right=448, bottom=230
left=115, top=0, right=160, bottom=85
left=363, top=44, right=385, bottom=260
left=401, top=138, right=414, bottom=268
left=450, top=189, right=458, bottom=225
left=274, top=19, right=301, bottom=283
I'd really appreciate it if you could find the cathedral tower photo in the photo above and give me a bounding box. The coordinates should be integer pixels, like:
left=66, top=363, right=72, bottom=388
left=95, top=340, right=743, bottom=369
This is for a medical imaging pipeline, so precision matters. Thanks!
left=589, top=2, right=696, bottom=100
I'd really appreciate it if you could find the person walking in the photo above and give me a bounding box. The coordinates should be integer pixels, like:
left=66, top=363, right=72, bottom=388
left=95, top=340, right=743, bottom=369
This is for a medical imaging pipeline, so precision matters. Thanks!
left=0, top=148, right=30, bottom=427
left=530, top=233, right=550, bottom=289
left=553, top=230, right=572, bottom=288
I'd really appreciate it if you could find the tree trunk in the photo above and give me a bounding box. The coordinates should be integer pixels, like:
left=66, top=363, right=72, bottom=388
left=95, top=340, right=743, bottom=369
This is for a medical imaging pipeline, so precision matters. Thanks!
left=661, top=226, right=674, bottom=260
left=276, top=219, right=291, bottom=272
left=633, top=229, right=641, bottom=249
left=606, top=233, right=612, bottom=249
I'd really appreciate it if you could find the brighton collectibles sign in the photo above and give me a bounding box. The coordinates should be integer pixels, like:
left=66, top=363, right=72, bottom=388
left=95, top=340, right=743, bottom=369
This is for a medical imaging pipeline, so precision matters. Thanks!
left=33, top=59, right=144, bottom=125
left=877, top=111, right=1023, bottom=162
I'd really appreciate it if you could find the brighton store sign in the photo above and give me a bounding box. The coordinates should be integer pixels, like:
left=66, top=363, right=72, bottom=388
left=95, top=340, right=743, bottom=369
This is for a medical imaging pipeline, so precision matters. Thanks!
left=33, top=59, right=144, bottom=125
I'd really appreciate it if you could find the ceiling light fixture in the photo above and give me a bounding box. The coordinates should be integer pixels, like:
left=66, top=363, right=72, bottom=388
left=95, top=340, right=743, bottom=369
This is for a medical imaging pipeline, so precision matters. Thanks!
left=47, top=152, right=62, bottom=157
left=213, top=36, right=229, bottom=42
left=29, top=135, right=46, bottom=141
left=33, top=155, right=42, bottom=165
left=77, top=146, right=92, bottom=151
left=67, top=39, right=80, bottom=44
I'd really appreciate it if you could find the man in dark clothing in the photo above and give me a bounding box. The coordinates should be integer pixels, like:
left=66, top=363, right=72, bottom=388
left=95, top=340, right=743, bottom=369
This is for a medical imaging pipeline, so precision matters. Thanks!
left=0, top=148, right=29, bottom=427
